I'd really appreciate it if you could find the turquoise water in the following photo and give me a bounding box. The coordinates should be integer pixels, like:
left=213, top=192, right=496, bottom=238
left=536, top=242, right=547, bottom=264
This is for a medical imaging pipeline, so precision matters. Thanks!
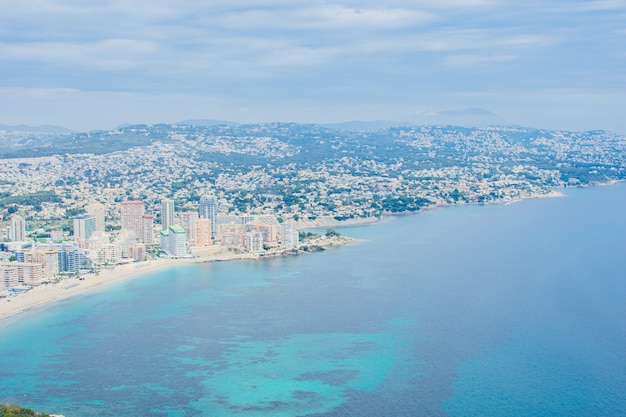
left=1, top=184, right=626, bottom=416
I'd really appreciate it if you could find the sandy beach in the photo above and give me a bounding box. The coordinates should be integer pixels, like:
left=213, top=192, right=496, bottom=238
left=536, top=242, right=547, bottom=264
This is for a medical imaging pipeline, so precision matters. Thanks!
left=0, top=237, right=354, bottom=323
left=0, top=187, right=570, bottom=324
left=0, top=247, right=264, bottom=323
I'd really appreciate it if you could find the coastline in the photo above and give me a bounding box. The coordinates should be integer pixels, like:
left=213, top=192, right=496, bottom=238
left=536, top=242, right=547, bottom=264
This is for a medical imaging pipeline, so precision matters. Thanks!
left=0, top=183, right=603, bottom=324
left=0, top=236, right=354, bottom=323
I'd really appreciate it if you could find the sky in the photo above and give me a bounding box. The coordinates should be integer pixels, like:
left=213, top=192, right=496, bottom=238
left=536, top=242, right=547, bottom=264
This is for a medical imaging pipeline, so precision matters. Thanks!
left=1, top=0, right=625, bottom=133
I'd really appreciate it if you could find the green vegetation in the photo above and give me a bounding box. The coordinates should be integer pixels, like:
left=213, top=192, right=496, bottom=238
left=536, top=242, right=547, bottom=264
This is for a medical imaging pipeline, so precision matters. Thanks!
left=0, top=404, right=51, bottom=417
left=65, top=208, right=86, bottom=217
left=0, top=127, right=163, bottom=158
left=378, top=196, right=432, bottom=213
left=2, top=122, right=625, bottom=223
left=0, top=190, right=61, bottom=207
left=299, top=231, right=319, bottom=240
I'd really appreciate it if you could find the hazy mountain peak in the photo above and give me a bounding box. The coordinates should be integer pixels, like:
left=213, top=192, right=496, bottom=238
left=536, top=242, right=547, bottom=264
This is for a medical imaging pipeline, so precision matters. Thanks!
left=0, top=123, right=73, bottom=134
left=413, top=108, right=508, bottom=128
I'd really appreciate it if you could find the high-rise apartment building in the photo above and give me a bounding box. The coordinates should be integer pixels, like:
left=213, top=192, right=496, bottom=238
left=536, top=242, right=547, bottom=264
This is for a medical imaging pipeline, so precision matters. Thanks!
left=58, top=248, right=82, bottom=274
left=194, top=217, right=212, bottom=247
left=86, top=203, right=106, bottom=232
left=245, top=231, right=263, bottom=252
left=168, top=225, right=188, bottom=257
left=1, top=262, right=44, bottom=288
left=10, top=215, right=26, bottom=242
left=141, top=214, right=154, bottom=244
left=160, top=226, right=189, bottom=257
left=180, top=212, right=198, bottom=242
left=73, top=214, right=96, bottom=241
left=282, top=222, right=299, bottom=249
left=129, top=243, right=146, bottom=262
left=198, top=195, right=218, bottom=240
left=120, top=201, right=145, bottom=241
left=160, top=199, right=175, bottom=231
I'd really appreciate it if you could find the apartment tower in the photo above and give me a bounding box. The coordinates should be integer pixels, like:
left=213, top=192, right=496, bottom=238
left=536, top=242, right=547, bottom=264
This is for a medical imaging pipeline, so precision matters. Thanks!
left=120, top=201, right=145, bottom=242
left=160, top=199, right=175, bottom=231
left=199, top=195, right=218, bottom=240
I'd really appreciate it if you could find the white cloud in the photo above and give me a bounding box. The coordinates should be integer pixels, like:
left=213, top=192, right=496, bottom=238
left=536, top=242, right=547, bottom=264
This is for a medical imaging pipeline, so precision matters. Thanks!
left=0, top=1, right=624, bottom=132
left=0, top=39, right=158, bottom=70
left=443, top=53, right=517, bottom=68
left=579, top=0, right=626, bottom=10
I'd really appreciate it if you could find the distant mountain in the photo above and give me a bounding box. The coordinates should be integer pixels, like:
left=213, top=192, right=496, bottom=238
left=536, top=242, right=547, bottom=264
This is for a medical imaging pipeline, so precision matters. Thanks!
left=319, top=110, right=507, bottom=131
left=322, top=120, right=414, bottom=131
left=412, top=108, right=508, bottom=128
left=0, top=123, right=73, bottom=134
left=177, top=119, right=238, bottom=127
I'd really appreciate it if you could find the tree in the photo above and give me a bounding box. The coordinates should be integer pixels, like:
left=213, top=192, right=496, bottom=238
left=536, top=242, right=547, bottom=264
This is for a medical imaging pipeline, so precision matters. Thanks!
left=0, top=403, right=51, bottom=417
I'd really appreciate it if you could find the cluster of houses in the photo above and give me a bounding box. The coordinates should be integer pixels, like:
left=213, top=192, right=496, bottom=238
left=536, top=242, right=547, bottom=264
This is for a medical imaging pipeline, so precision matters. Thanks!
left=1, top=197, right=300, bottom=294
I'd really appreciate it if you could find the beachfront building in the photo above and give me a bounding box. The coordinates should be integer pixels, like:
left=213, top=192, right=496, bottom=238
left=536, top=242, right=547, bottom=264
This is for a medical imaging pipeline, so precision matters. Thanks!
left=115, top=229, right=138, bottom=259
left=88, top=231, right=109, bottom=253
left=160, top=226, right=190, bottom=257
left=180, top=211, right=198, bottom=242
left=218, top=223, right=246, bottom=244
left=120, top=201, right=145, bottom=242
left=10, top=215, right=26, bottom=242
left=199, top=195, right=218, bottom=240
left=73, top=214, right=96, bottom=241
left=246, top=222, right=277, bottom=246
left=86, top=203, right=106, bottom=232
left=245, top=231, right=263, bottom=252
left=97, top=244, right=119, bottom=265
left=160, top=199, right=175, bottom=231
left=16, top=249, right=59, bottom=281
left=58, top=247, right=82, bottom=274
left=88, top=231, right=114, bottom=266
left=194, top=217, right=212, bottom=247
left=222, top=232, right=246, bottom=249
left=141, top=214, right=155, bottom=244
left=0, top=262, right=44, bottom=288
left=129, top=243, right=146, bottom=262
left=281, top=222, right=299, bottom=249
left=168, top=225, right=189, bottom=257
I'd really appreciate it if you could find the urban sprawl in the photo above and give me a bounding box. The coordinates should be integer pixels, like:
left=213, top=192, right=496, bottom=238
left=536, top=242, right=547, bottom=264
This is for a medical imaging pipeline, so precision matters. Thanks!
left=2, top=122, right=626, bottom=296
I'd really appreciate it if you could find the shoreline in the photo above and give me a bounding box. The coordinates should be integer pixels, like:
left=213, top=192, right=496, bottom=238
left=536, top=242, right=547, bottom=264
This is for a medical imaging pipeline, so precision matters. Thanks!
left=0, top=236, right=354, bottom=323
left=0, top=183, right=608, bottom=324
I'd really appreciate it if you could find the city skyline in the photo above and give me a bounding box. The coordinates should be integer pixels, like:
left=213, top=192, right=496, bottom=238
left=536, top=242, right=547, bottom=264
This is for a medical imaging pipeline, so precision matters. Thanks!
left=1, top=1, right=625, bottom=134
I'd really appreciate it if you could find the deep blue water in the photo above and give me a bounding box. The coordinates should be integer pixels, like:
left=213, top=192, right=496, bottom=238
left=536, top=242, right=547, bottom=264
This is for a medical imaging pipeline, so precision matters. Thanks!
left=1, top=184, right=626, bottom=416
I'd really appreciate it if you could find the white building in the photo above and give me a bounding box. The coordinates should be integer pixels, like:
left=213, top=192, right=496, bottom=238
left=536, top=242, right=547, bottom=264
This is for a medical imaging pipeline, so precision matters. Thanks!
left=73, top=214, right=96, bottom=241
left=0, top=262, right=44, bottom=288
left=86, top=203, right=106, bottom=232
left=194, top=217, right=212, bottom=247
left=141, top=214, right=155, bottom=244
left=199, top=195, right=218, bottom=240
left=161, top=225, right=190, bottom=257
left=10, top=215, right=26, bottom=242
left=282, top=222, right=299, bottom=249
left=245, top=231, right=263, bottom=252
left=180, top=211, right=198, bottom=242
left=120, top=201, right=145, bottom=242
left=161, top=199, right=175, bottom=231
left=115, top=229, right=138, bottom=259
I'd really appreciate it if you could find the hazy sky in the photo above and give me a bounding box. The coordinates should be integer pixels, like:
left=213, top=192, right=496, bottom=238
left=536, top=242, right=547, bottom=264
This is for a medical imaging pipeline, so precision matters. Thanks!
left=1, top=0, right=625, bottom=132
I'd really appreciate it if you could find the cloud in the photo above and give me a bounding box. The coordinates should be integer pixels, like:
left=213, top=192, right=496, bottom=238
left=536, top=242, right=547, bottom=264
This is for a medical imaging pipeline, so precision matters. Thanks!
left=443, top=53, right=517, bottom=68
left=579, top=0, right=626, bottom=10
left=0, top=1, right=624, bottom=132
left=0, top=39, right=158, bottom=70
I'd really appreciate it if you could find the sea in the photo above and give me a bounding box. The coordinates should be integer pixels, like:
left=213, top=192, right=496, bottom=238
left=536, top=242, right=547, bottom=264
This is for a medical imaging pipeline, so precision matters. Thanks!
left=1, top=183, right=625, bottom=417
